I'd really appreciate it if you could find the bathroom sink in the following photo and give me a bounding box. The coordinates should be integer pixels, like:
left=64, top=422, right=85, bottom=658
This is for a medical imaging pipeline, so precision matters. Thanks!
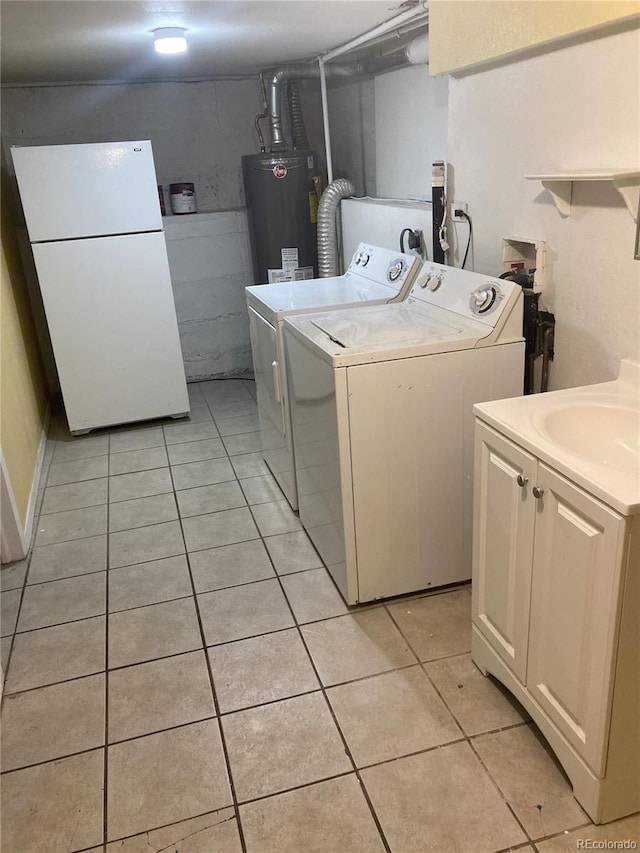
left=536, top=402, right=640, bottom=468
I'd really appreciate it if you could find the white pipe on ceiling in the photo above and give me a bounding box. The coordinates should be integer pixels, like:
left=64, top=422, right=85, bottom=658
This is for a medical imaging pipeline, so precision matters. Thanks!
left=321, top=3, right=428, bottom=63
left=319, top=59, right=333, bottom=184
left=318, top=3, right=429, bottom=188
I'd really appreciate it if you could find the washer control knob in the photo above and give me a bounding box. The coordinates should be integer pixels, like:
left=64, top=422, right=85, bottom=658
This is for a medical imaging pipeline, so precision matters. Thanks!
left=418, top=272, right=429, bottom=288
left=470, top=284, right=501, bottom=315
left=361, top=252, right=370, bottom=267
left=387, top=258, right=406, bottom=282
left=427, top=275, right=442, bottom=291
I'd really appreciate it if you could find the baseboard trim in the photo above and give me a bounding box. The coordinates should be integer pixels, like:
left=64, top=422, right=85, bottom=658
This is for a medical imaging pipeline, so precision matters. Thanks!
left=0, top=406, right=50, bottom=564
left=24, top=408, right=50, bottom=552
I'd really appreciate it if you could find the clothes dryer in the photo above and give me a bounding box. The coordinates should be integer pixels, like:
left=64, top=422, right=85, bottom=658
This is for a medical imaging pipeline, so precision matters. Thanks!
left=246, top=244, right=421, bottom=510
left=283, top=264, right=525, bottom=604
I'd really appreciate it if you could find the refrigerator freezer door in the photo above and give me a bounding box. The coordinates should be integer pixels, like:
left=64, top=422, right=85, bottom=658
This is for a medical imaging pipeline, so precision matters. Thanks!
left=12, top=141, right=162, bottom=242
left=33, top=232, right=189, bottom=432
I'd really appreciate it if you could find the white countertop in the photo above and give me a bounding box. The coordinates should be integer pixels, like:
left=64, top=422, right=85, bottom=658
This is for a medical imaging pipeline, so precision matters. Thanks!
left=474, top=359, right=640, bottom=516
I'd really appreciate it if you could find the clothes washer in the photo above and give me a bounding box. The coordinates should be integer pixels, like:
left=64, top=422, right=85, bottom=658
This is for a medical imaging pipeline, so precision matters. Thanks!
left=283, top=263, right=526, bottom=604
left=246, top=244, right=421, bottom=510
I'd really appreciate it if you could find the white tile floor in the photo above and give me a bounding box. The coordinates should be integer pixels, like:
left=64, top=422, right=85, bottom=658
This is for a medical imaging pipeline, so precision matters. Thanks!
left=1, top=378, right=639, bottom=852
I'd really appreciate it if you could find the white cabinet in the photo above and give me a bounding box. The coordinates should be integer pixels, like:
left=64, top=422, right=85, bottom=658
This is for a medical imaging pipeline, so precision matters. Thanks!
left=526, top=463, right=624, bottom=777
left=472, top=419, right=640, bottom=824
left=473, top=425, right=535, bottom=683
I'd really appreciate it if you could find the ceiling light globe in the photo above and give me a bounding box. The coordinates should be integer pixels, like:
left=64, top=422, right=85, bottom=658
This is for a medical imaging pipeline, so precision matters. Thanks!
left=153, top=28, right=188, bottom=55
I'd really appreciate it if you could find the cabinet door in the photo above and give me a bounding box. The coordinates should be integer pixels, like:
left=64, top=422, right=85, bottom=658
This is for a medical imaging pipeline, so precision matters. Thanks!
left=526, top=464, right=625, bottom=776
left=472, top=421, right=536, bottom=682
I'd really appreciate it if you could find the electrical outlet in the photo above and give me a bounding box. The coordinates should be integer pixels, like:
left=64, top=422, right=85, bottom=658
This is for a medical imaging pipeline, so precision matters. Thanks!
left=452, top=202, right=468, bottom=220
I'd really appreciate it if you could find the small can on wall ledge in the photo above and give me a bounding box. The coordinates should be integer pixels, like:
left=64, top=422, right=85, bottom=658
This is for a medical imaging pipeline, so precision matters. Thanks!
left=170, top=182, right=197, bottom=214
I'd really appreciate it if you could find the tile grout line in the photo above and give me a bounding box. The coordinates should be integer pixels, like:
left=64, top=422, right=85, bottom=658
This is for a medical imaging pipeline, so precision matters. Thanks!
left=468, top=733, right=537, bottom=845
left=12, top=574, right=382, bottom=643
left=233, top=475, right=394, bottom=853
left=387, top=600, right=536, bottom=847
left=3, top=632, right=429, bottom=699
left=3, top=396, right=599, bottom=848
left=1, top=715, right=220, bottom=776
left=103, top=430, right=112, bottom=849
left=98, top=805, right=240, bottom=850
left=163, top=421, right=250, bottom=853
left=15, top=417, right=484, bottom=839
left=525, top=819, right=599, bottom=850
left=0, top=671, right=534, bottom=773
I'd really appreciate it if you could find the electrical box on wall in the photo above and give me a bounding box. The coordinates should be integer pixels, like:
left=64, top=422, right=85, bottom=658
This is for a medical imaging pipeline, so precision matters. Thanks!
left=501, top=237, right=547, bottom=293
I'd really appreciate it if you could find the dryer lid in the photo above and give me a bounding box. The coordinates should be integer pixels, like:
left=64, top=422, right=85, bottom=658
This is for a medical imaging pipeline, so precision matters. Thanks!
left=246, top=272, right=394, bottom=315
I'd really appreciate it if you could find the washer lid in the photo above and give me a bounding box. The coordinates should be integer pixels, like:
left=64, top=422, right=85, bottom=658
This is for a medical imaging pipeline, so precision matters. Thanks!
left=246, top=271, right=395, bottom=317
left=309, top=302, right=486, bottom=349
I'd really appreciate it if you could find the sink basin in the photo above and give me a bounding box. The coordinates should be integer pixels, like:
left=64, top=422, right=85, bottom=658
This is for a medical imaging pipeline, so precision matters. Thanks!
left=536, top=403, right=640, bottom=468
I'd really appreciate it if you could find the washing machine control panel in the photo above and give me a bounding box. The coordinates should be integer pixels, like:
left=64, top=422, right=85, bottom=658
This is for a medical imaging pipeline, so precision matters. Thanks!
left=410, top=263, right=518, bottom=327
left=470, top=284, right=504, bottom=315
left=387, top=258, right=407, bottom=282
left=416, top=266, right=444, bottom=292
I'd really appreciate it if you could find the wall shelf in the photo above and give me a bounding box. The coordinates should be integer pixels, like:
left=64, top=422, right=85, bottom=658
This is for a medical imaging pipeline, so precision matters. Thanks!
left=525, top=170, right=640, bottom=220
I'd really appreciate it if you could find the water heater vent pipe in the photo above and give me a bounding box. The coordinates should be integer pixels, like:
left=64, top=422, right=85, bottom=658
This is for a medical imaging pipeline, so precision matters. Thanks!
left=266, top=30, right=429, bottom=154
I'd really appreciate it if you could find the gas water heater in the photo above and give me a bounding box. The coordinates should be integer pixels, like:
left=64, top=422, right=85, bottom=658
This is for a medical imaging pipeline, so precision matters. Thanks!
left=242, top=150, right=319, bottom=284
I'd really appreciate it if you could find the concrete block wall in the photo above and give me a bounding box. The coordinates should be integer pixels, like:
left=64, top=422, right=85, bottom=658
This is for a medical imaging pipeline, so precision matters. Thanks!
left=164, top=212, right=253, bottom=380
left=1, top=79, right=265, bottom=212
left=2, top=77, right=335, bottom=381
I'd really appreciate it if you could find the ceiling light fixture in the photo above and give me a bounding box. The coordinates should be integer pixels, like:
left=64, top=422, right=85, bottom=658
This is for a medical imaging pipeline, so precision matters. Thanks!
left=153, top=27, right=188, bottom=55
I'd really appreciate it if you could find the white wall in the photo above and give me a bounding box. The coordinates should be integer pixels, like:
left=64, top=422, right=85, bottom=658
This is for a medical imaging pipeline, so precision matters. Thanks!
left=341, top=198, right=432, bottom=265
left=375, top=64, right=448, bottom=200
left=326, top=65, right=448, bottom=201
left=447, top=24, right=640, bottom=390
left=327, top=77, right=377, bottom=196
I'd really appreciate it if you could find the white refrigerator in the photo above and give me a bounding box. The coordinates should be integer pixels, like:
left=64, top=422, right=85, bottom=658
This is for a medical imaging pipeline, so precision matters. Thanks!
left=11, top=140, right=189, bottom=434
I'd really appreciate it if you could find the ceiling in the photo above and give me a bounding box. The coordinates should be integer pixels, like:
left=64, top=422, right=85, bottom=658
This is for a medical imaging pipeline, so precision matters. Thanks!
left=0, top=0, right=426, bottom=86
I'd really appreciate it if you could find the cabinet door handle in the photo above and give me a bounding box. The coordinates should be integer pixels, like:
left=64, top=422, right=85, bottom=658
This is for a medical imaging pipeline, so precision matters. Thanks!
left=517, top=475, right=528, bottom=488
left=533, top=486, right=544, bottom=499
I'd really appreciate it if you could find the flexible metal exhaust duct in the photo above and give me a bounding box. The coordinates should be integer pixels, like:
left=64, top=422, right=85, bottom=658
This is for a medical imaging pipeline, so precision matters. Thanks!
left=268, top=64, right=359, bottom=151
left=287, top=80, right=310, bottom=151
left=317, top=178, right=356, bottom=277
left=267, top=33, right=429, bottom=151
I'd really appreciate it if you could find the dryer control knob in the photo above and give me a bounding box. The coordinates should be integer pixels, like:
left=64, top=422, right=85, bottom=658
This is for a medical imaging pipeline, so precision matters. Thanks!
left=387, top=258, right=406, bottom=282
